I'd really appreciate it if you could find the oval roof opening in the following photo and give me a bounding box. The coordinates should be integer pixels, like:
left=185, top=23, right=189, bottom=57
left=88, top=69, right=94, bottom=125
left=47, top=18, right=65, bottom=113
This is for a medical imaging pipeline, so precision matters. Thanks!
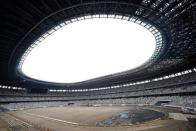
left=20, top=16, right=157, bottom=83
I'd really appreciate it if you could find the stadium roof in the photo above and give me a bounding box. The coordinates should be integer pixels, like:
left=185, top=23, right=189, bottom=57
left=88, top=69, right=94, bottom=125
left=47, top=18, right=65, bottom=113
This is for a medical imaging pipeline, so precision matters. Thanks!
left=21, top=16, right=157, bottom=83
left=0, top=0, right=195, bottom=89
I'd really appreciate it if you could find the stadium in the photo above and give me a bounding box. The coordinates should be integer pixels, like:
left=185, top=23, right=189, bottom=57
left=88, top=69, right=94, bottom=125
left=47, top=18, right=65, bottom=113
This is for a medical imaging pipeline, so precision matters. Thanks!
left=0, top=0, right=195, bottom=131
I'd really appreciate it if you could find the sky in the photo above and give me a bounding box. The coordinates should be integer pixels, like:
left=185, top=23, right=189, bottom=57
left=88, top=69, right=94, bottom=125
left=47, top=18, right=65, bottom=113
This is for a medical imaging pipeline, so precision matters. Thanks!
left=21, top=18, right=156, bottom=83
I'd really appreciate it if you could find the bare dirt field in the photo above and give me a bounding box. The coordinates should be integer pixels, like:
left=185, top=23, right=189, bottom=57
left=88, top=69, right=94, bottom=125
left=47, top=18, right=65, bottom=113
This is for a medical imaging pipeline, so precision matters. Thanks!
left=0, top=117, right=8, bottom=131
left=1, top=106, right=196, bottom=131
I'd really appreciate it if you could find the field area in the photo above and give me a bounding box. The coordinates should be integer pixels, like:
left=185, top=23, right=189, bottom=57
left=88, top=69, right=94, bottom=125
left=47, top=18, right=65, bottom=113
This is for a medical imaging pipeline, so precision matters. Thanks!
left=0, top=106, right=196, bottom=131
